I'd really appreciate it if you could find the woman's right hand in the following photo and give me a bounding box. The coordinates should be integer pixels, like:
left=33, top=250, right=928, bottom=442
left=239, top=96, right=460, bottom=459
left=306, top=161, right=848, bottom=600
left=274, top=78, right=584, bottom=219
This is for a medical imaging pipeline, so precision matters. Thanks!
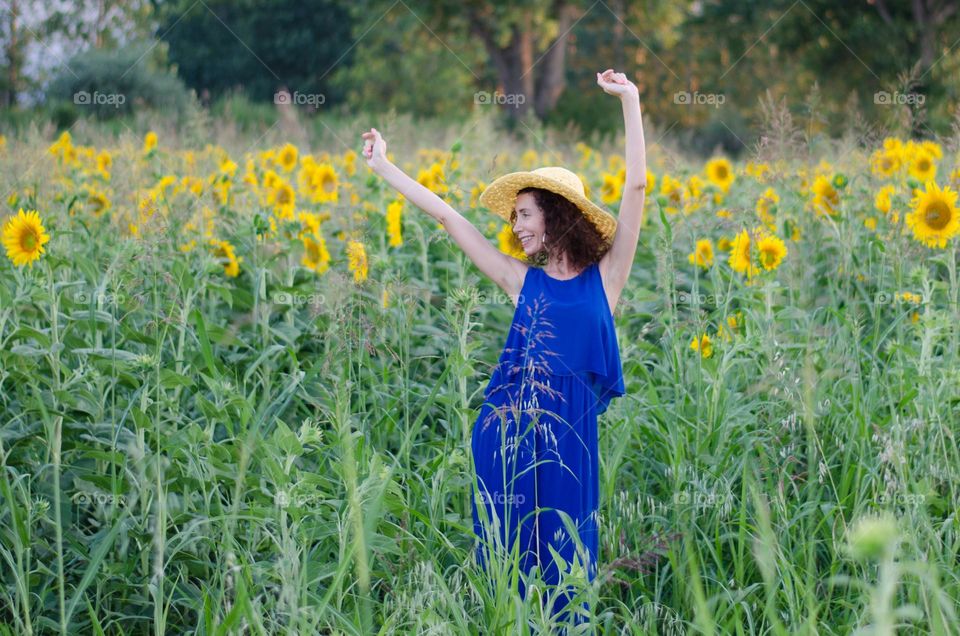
left=361, top=128, right=388, bottom=171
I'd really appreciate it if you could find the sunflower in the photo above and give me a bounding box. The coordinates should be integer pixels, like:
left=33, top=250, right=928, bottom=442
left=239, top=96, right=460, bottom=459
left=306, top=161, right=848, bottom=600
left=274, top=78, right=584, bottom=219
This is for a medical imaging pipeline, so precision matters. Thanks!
left=95, top=150, right=112, bottom=178
left=302, top=233, right=330, bottom=273
left=272, top=182, right=296, bottom=219
left=209, top=239, right=242, bottom=277
left=920, top=140, right=943, bottom=160
left=705, top=157, right=735, bottom=192
left=684, top=175, right=706, bottom=214
left=211, top=180, right=232, bottom=208
left=417, top=163, right=448, bottom=196
left=870, top=149, right=901, bottom=179
left=82, top=185, right=112, bottom=217
left=690, top=334, right=713, bottom=358
left=386, top=199, right=403, bottom=247
left=908, top=149, right=936, bottom=183
left=687, top=238, right=714, bottom=270
left=744, top=161, right=771, bottom=182
left=728, top=228, right=759, bottom=279
left=811, top=175, right=840, bottom=217
left=756, top=233, right=787, bottom=270
left=143, top=131, right=158, bottom=155
left=874, top=185, right=896, bottom=215
left=600, top=172, right=623, bottom=205
left=905, top=181, right=960, bottom=248
left=292, top=213, right=316, bottom=241
left=312, top=164, right=340, bottom=203
left=497, top=223, right=525, bottom=259
left=277, top=143, right=298, bottom=172
left=263, top=169, right=281, bottom=192
left=219, top=157, right=238, bottom=177
left=346, top=239, right=368, bottom=283
left=756, top=187, right=779, bottom=227
left=646, top=169, right=656, bottom=193
left=727, top=311, right=742, bottom=333
left=191, top=175, right=209, bottom=196
left=48, top=131, right=72, bottom=161
left=2, top=209, right=51, bottom=267
left=470, top=181, right=486, bottom=208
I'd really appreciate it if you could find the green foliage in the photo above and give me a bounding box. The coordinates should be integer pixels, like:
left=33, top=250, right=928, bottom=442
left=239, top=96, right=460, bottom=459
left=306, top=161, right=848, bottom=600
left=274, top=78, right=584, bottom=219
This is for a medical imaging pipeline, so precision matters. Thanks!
left=329, top=2, right=488, bottom=118
left=1, top=116, right=960, bottom=634
left=159, top=0, right=353, bottom=104
left=46, top=44, right=193, bottom=120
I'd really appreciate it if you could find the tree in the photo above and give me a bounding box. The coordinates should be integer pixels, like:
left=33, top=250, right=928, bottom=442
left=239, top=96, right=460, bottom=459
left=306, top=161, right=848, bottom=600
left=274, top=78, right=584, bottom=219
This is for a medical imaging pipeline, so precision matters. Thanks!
left=345, top=0, right=683, bottom=123
left=157, top=0, right=354, bottom=105
left=0, top=0, right=154, bottom=106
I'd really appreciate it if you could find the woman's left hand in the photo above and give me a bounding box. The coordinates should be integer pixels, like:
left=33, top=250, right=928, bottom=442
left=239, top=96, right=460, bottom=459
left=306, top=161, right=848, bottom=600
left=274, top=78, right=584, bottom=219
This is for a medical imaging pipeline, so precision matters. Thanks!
left=597, top=69, right=638, bottom=99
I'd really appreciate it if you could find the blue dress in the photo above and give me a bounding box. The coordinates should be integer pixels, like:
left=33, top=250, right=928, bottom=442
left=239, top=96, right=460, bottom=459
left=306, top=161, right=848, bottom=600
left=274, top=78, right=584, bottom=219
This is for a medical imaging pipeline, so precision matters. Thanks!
left=470, top=260, right=625, bottom=628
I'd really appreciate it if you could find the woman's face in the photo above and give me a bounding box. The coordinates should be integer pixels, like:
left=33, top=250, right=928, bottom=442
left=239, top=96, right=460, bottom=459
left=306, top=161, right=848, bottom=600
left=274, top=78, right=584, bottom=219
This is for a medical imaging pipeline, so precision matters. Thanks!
left=512, top=192, right=546, bottom=255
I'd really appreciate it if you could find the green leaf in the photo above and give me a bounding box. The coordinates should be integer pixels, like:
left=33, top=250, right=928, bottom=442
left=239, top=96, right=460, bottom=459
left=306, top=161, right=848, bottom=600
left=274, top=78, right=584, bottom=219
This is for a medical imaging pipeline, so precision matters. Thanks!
left=190, top=308, right=222, bottom=379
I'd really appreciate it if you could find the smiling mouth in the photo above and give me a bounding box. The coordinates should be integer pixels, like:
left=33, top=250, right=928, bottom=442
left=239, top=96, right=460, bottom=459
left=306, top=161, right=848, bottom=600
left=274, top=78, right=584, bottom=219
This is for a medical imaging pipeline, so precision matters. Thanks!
left=520, top=235, right=534, bottom=246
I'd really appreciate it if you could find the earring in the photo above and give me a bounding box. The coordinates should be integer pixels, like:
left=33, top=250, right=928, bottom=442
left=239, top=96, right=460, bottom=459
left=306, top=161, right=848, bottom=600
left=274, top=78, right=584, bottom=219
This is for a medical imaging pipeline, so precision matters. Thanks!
left=542, top=232, right=547, bottom=246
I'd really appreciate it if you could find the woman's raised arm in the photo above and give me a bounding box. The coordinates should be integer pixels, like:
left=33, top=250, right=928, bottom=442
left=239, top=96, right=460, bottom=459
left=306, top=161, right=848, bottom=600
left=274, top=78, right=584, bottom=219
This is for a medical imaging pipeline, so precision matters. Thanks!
left=595, top=70, right=647, bottom=300
left=361, top=128, right=526, bottom=298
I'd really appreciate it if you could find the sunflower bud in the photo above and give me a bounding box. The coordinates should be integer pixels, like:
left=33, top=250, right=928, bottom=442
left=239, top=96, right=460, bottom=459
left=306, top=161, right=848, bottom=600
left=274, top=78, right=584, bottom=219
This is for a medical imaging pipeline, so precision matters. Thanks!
left=845, top=512, right=899, bottom=560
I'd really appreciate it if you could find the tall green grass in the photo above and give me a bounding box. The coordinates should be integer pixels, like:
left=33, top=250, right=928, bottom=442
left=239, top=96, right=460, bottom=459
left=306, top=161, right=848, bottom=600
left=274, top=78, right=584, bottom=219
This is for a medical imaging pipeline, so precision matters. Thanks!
left=0, top=111, right=958, bottom=634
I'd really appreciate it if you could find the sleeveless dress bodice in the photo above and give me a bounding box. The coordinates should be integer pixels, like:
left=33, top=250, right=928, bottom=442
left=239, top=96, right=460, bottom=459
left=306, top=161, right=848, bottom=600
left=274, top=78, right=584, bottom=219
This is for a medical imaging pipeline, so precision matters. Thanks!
left=483, top=260, right=625, bottom=416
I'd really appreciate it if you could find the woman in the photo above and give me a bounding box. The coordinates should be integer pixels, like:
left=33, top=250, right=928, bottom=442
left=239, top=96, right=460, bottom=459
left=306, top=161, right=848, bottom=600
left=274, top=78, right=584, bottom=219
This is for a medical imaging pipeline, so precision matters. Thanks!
left=362, top=68, right=647, bottom=628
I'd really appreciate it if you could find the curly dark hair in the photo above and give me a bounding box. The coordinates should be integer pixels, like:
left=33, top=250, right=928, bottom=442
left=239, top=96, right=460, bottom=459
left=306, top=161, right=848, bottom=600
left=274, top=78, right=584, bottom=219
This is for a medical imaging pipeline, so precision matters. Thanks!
left=510, top=187, right=612, bottom=273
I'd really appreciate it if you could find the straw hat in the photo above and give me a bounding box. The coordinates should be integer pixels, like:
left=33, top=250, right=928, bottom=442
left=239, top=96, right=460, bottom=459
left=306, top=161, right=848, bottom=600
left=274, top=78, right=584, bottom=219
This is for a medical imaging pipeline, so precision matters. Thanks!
left=478, top=166, right=617, bottom=243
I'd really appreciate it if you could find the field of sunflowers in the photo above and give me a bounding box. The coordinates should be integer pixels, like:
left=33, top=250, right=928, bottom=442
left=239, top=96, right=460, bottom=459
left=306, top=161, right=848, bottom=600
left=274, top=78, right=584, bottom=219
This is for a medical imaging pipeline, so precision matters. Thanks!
left=1, top=118, right=958, bottom=634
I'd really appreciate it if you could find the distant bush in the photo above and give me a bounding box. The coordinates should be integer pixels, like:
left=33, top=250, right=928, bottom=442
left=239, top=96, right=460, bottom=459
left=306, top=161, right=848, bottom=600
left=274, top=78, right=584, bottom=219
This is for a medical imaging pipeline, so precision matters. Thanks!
left=46, top=44, right=194, bottom=120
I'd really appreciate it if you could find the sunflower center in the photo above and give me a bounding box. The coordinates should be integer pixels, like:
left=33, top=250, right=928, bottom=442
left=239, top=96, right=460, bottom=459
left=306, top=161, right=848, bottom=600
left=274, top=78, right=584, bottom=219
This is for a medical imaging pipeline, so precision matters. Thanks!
left=918, top=158, right=931, bottom=172
left=322, top=176, right=336, bottom=193
left=716, top=166, right=728, bottom=180
left=306, top=241, right=319, bottom=261
left=924, top=200, right=951, bottom=230
left=21, top=232, right=37, bottom=251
